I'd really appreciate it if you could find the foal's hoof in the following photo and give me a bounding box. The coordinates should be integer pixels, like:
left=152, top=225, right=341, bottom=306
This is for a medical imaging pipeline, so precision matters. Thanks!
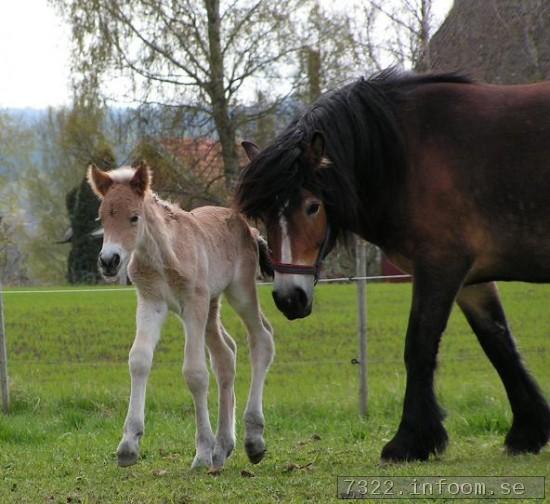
left=381, top=425, right=448, bottom=463
left=191, top=452, right=214, bottom=469
left=212, top=439, right=235, bottom=468
left=245, top=438, right=266, bottom=464
left=117, top=441, right=139, bottom=467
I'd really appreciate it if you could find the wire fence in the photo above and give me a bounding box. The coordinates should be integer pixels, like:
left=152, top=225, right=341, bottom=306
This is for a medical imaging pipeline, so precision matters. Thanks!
left=2, top=273, right=549, bottom=413
left=0, top=270, right=413, bottom=413
left=0, top=274, right=412, bottom=295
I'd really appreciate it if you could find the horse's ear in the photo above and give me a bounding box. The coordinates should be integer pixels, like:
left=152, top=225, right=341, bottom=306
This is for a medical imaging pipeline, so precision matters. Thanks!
left=311, top=132, right=325, bottom=165
left=241, top=141, right=260, bottom=161
left=302, top=131, right=325, bottom=168
left=130, top=160, right=152, bottom=196
left=87, top=164, right=113, bottom=199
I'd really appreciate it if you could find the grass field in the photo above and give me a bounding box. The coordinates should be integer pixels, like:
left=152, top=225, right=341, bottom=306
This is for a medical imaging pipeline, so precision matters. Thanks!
left=0, top=282, right=548, bottom=503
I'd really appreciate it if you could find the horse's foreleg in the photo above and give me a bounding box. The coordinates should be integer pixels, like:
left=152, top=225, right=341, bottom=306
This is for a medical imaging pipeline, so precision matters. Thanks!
left=205, top=298, right=237, bottom=469
left=381, top=258, right=470, bottom=462
left=457, top=282, right=550, bottom=454
left=227, top=284, right=275, bottom=464
left=182, top=293, right=215, bottom=469
left=117, top=297, right=167, bottom=467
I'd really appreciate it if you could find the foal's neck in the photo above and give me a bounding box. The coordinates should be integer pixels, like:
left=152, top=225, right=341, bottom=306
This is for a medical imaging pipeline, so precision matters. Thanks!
left=134, top=192, right=183, bottom=272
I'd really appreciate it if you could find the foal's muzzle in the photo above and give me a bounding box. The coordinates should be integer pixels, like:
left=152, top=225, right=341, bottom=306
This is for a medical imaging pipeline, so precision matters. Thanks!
left=98, top=251, right=121, bottom=277
left=272, top=287, right=312, bottom=320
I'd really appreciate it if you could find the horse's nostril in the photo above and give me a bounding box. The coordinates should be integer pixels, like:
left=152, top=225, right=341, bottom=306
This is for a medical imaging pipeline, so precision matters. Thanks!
left=294, top=287, right=308, bottom=310
left=99, top=254, right=108, bottom=268
left=99, top=252, right=121, bottom=271
left=112, top=253, right=121, bottom=268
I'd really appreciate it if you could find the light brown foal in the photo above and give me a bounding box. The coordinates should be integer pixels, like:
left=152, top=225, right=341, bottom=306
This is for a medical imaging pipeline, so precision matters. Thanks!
left=88, top=162, right=274, bottom=470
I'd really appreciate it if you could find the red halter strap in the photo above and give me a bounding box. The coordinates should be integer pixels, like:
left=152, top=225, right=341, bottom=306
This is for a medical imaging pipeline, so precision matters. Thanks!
left=270, top=227, right=331, bottom=285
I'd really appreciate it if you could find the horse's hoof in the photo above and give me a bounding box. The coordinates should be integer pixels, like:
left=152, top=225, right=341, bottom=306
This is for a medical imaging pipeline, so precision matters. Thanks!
left=245, top=439, right=266, bottom=464
left=212, top=438, right=235, bottom=468
left=505, top=409, right=550, bottom=454
left=117, top=441, right=139, bottom=467
left=381, top=424, right=448, bottom=463
left=191, top=453, right=212, bottom=469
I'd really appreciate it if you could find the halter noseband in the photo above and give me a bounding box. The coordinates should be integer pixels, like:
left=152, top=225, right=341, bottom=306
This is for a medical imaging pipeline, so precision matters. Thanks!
left=270, top=226, right=332, bottom=285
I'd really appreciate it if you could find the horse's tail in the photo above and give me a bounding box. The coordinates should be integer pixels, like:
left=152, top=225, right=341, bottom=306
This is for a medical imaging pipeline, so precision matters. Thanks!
left=254, top=231, right=273, bottom=278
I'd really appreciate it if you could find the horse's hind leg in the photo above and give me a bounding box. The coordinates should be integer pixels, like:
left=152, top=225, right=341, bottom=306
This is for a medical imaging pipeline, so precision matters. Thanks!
left=182, top=290, right=216, bottom=469
left=205, top=297, right=237, bottom=469
left=117, top=297, right=167, bottom=467
left=226, top=281, right=274, bottom=464
left=457, top=282, right=550, bottom=454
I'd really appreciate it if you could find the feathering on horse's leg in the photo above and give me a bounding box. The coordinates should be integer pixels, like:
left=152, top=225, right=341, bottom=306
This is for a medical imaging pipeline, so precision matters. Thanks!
left=205, top=297, right=237, bottom=469
left=182, top=293, right=216, bottom=469
left=381, top=258, right=471, bottom=462
left=457, top=282, right=550, bottom=454
left=117, top=297, right=167, bottom=467
left=226, top=280, right=274, bottom=464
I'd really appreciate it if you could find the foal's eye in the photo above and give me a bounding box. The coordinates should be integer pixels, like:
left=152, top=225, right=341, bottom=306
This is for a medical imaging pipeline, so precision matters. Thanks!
left=306, top=202, right=321, bottom=216
left=130, top=215, right=139, bottom=224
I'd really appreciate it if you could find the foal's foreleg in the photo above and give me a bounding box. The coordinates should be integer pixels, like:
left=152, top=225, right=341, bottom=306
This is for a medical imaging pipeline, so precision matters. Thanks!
left=182, top=294, right=215, bottom=469
left=117, top=298, right=167, bottom=467
left=381, top=258, right=470, bottom=462
left=457, top=282, right=550, bottom=454
left=227, top=286, right=275, bottom=464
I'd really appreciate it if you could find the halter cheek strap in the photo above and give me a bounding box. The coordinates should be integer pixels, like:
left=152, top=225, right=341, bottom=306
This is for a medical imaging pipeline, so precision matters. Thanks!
left=270, top=227, right=332, bottom=285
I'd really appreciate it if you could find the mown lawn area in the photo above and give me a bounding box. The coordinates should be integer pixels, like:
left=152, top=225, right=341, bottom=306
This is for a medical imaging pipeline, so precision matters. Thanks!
left=0, top=282, right=548, bottom=503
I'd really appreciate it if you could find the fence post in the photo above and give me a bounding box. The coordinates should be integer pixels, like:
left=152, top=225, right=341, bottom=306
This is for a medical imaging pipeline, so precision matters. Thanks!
left=355, top=237, right=368, bottom=417
left=0, top=282, right=9, bottom=414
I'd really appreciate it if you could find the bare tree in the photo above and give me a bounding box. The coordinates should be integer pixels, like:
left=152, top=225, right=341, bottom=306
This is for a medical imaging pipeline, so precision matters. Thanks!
left=349, top=0, right=435, bottom=71
left=52, top=0, right=306, bottom=186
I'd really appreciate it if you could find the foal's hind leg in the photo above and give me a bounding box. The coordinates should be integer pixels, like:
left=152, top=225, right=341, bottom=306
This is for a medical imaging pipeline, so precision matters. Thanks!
left=205, top=297, right=237, bottom=469
left=182, top=290, right=216, bottom=469
left=117, top=297, right=167, bottom=467
left=226, top=282, right=274, bottom=464
left=457, top=282, right=550, bottom=454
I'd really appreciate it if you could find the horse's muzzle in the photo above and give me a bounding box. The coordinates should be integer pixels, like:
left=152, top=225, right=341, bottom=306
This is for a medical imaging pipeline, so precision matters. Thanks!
left=272, top=287, right=312, bottom=320
left=98, top=251, right=121, bottom=277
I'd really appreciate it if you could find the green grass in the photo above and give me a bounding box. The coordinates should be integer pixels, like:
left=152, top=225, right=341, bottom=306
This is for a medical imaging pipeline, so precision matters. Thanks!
left=0, top=282, right=548, bottom=503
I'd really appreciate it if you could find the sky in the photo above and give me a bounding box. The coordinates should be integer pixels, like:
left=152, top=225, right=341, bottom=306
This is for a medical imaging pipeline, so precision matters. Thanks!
left=0, top=0, right=454, bottom=109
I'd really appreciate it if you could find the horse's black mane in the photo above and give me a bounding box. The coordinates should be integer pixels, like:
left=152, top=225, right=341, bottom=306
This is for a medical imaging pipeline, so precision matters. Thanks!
left=235, top=69, right=472, bottom=242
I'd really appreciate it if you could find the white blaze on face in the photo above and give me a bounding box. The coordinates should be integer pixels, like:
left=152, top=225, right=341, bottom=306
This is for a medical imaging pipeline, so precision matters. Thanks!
left=279, top=215, right=292, bottom=263
left=273, top=214, right=315, bottom=304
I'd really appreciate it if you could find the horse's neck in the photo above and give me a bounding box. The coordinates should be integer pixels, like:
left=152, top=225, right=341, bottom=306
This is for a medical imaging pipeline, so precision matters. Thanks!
left=134, top=195, right=179, bottom=272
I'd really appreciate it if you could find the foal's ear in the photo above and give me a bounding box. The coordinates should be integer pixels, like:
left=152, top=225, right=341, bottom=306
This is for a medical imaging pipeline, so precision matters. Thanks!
left=87, top=164, right=113, bottom=198
left=303, top=131, right=325, bottom=167
left=241, top=141, right=260, bottom=161
left=130, top=160, right=152, bottom=196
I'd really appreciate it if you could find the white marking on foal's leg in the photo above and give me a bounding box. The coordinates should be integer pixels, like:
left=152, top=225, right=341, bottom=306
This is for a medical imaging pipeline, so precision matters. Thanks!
left=117, top=297, right=167, bottom=467
left=227, top=284, right=275, bottom=464
left=182, top=297, right=216, bottom=469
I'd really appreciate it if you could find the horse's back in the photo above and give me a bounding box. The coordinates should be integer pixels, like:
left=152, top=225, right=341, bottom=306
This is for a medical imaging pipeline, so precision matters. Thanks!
left=187, top=206, right=258, bottom=291
left=403, top=80, right=550, bottom=283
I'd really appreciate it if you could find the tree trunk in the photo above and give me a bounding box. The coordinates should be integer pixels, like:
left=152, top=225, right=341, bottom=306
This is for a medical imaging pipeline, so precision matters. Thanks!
left=204, top=0, right=240, bottom=189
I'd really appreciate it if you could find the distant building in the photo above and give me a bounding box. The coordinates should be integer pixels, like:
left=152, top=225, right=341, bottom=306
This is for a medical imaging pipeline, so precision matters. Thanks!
left=160, top=137, right=249, bottom=181
left=426, top=0, right=550, bottom=83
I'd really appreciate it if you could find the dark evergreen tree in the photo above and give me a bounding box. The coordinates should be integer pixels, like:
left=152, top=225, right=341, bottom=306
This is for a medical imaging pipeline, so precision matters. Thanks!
left=66, top=148, right=115, bottom=284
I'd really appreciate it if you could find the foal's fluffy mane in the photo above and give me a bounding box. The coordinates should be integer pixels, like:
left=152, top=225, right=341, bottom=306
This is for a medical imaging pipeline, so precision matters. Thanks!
left=107, top=165, right=179, bottom=217
left=107, top=166, right=138, bottom=183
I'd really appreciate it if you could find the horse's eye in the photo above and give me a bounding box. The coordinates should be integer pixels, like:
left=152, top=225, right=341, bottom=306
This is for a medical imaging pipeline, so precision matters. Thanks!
left=306, top=202, right=321, bottom=216
left=130, top=215, right=139, bottom=224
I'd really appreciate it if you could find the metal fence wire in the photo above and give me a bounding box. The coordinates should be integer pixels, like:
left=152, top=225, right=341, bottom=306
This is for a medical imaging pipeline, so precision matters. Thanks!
left=0, top=255, right=411, bottom=414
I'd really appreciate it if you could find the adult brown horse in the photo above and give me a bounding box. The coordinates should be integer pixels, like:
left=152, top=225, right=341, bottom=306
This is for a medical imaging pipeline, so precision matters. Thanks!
left=235, top=70, right=550, bottom=462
